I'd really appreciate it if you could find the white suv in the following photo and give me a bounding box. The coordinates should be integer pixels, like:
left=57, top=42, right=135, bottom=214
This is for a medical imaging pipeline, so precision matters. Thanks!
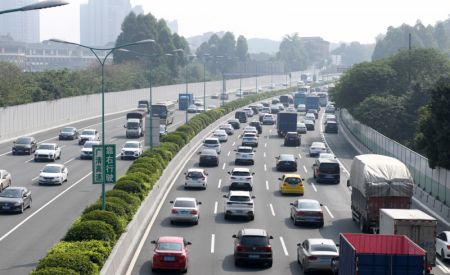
left=78, top=129, right=99, bottom=145
left=228, top=167, right=255, bottom=191
left=224, top=190, right=255, bottom=220
left=309, top=141, right=327, bottom=157
left=234, top=146, right=255, bottom=165
left=184, top=168, right=208, bottom=189
left=120, top=141, right=143, bottom=160
left=34, top=143, right=61, bottom=162
left=202, top=137, right=221, bottom=153
left=242, top=133, right=258, bottom=147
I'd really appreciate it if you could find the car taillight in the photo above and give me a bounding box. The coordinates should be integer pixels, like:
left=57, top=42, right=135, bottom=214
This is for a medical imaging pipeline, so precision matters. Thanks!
left=236, top=245, right=244, bottom=252
left=308, top=256, right=317, bottom=261
left=296, top=211, right=305, bottom=216
left=262, top=245, right=272, bottom=252
left=171, top=209, right=178, bottom=214
left=190, top=210, right=198, bottom=215
left=447, top=245, right=450, bottom=249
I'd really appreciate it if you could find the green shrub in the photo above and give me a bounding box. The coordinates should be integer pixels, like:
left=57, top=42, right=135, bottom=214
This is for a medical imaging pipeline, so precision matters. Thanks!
left=126, top=172, right=152, bottom=186
left=106, top=189, right=141, bottom=203
left=159, top=142, right=180, bottom=155
left=126, top=166, right=150, bottom=176
left=113, top=181, right=146, bottom=200
left=83, top=201, right=129, bottom=218
left=64, top=220, right=116, bottom=243
left=36, top=252, right=98, bottom=275
left=105, top=197, right=134, bottom=218
left=81, top=210, right=124, bottom=235
left=161, top=132, right=186, bottom=147
left=176, top=125, right=195, bottom=138
left=152, top=147, right=173, bottom=161
left=48, top=240, right=112, bottom=267
left=31, top=267, right=78, bottom=275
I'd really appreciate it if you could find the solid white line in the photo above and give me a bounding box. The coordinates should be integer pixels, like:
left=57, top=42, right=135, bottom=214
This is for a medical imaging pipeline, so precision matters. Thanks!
left=25, top=158, right=34, bottom=163
left=324, top=205, right=334, bottom=219
left=218, top=179, right=222, bottom=189
left=211, top=234, right=215, bottom=254
left=298, top=153, right=302, bottom=159
left=232, top=141, right=235, bottom=146
left=0, top=151, right=11, bottom=157
left=115, top=153, right=121, bottom=158
left=110, top=138, right=117, bottom=142
left=264, top=164, right=267, bottom=171
left=32, top=176, right=39, bottom=181
left=227, top=151, right=230, bottom=157
left=303, top=165, right=307, bottom=173
left=0, top=172, right=92, bottom=243
left=269, top=204, right=275, bottom=216
left=436, top=259, right=450, bottom=273
left=214, top=201, right=218, bottom=215
left=266, top=180, right=269, bottom=190
left=264, top=143, right=267, bottom=148
left=64, top=157, right=75, bottom=165
left=310, top=182, right=317, bottom=192
left=263, top=152, right=266, bottom=158
left=279, top=236, right=289, bottom=256
left=222, top=163, right=226, bottom=170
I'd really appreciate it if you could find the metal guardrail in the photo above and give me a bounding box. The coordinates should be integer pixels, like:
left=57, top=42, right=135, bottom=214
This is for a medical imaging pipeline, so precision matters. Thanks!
left=340, top=108, right=449, bottom=207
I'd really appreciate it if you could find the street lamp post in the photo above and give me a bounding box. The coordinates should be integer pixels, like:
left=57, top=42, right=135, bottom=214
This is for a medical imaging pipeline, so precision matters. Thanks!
left=0, top=0, right=68, bottom=14
left=50, top=38, right=155, bottom=210
left=255, top=62, right=258, bottom=94
left=184, top=54, right=195, bottom=123
left=201, top=54, right=210, bottom=112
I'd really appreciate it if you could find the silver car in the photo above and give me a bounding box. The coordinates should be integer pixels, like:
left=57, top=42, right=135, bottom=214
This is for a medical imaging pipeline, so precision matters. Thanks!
left=169, top=197, right=201, bottom=225
left=0, top=170, right=12, bottom=192
left=297, top=238, right=339, bottom=273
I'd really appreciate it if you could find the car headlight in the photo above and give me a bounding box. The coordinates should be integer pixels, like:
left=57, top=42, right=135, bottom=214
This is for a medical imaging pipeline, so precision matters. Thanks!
left=14, top=201, right=22, bottom=206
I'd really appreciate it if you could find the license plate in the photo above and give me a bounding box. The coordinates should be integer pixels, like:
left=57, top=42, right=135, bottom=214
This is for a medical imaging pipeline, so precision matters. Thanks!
left=2, top=206, right=10, bottom=210
left=249, top=255, right=260, bottom=259
left=164, top=256, right=175, bottom=261
left=180, top=211, right=190, bottom=215
left=235, top=210, right=245, bottom=213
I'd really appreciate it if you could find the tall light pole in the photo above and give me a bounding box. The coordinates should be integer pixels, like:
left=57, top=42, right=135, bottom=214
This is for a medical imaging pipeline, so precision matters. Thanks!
left=202, top=54, right=210, bottom=112
left=0, top=0, right=68, bottom=14
left=255, top=61, right=258, bottom=94
left=184, top=54, right=196, bottom=123
left=50, top=38, right=155, bottom=210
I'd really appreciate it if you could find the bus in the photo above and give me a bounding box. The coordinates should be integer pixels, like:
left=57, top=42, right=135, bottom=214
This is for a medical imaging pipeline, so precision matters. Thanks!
left=151, top=101, right=176, bottom=125
left=317, top=92, right=328, bottom=107
left=298, top=85, right=310, bottom=94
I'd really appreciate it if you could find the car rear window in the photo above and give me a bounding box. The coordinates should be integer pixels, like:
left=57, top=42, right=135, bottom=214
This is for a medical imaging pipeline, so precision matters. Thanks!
left=298, top=201, right=321, bottom=210
left=158, top=242, right=182, bottom=251
left=204, top=139, right=218, bottom=144
left=285, top=177, right=302, bottom=185
left=310, top=244, right=337, bottom=252
left=241, top=236, right=268, bottom=246
left=232, top=171, right=251, bottom=176
left=187, top=172, right=204, bottom=178
left=238, top=148, right=253, bottom=153
left=229, top=195, right=250, bottom=202
left=174, top=200, right=196, bottom=208
left=319, top=163, right=340, bottom=173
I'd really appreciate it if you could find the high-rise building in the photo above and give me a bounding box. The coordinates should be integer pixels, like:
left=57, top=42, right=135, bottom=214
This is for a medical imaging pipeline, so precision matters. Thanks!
left=0, top=0, right=40, bottom=43
left=80, top=0, right=132, bottom=47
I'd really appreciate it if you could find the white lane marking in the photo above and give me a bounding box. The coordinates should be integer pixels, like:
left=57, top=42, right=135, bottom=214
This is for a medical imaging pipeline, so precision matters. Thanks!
left=264, top=143, right=267, bottom=148
left=269, top=129, right=272, bottom=134
left=436, top=259, right=450, bottom=273
left=279, top=237, right=289, bottom=256
left=266, top=180, right=269, bottom=190
left=263, top=152, right=266, bottom=158
left=25, top=157, right=34, bottom=163
left=303, top=165, right=307, bottom=173
left=264, top=164, right=267, bottom=171
left=310, top=182, right=317, bottom=192
left=269, top=204, right=275, bottom=216
left=32, top=176, right=39, bottom=181
left=115, top=153, right=121, bottom=158
left=218, top=179, right=222, bottom=189
left=214, top=201, right=218, bottom=215
left=232, top=141, right=235, bottom=146
left=64, top=157, right=75, bottom=165
left=211, top=234, right=215, bottom=254
left=227, top=151, right=230, bottom=157
left=324, top=205, right=334, bottom=219
left=0, top=172, right=92, bottom=243
left=222, top=163, right=226, bottom=170
left=298, top=153, right=302, bottom=159
left=110, top=138, right=117, bottom=142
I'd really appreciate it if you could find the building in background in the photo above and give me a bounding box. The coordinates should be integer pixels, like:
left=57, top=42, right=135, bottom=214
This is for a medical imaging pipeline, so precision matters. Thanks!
left=0, top=0, right=40, bottom=43
left=80, top=0, right=132, bottom=47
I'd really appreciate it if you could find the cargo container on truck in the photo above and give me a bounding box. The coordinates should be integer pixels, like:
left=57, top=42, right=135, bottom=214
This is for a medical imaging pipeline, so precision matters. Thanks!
left=124, top=111, right=145, bottom=138
left=294, top=92, right=307, bottom=107
left=338, top=233, right=431, bottom=275
left=279, top=95, right=293, bottom=107
left=347, top=154, right=414, bottom=233
left=379, top=208, right=436, bottom=268
left=178, top=93, right=194, bottom=110
left=276, top=112, right=297, bottom=137
left=306, top=95, right=320, bottom=111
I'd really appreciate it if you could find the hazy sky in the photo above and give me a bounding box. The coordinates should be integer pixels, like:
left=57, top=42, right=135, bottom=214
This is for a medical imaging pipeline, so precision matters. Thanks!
left=40, top=0, right=450, bottom=44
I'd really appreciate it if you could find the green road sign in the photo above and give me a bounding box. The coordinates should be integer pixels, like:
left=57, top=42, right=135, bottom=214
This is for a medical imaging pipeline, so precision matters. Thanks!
left=92, top=144, right=116, bottom=184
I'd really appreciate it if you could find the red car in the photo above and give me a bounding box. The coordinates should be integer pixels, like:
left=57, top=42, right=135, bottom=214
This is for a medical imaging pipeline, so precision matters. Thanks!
left=151, top=236, right=191, bottom=273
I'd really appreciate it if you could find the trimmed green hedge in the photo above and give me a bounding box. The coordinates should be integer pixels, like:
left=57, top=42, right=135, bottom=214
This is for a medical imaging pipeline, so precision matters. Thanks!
left=32, top=87, right=291, bottom=274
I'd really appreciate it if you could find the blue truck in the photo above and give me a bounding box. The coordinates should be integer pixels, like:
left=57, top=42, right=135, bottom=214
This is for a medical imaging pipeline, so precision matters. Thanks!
left=294, top=92, right=307, bottom=107
left=178, top=93, right=194, bottom=110
left=276, top=112, right=297, bottom=137
left=338, top=233, right=431, bottom=275
left=305, top=95, right=320, bottom=111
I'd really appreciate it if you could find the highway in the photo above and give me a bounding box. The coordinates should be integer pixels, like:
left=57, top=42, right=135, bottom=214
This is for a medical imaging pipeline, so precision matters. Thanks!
left=0, top=91, right=238, bottom=275
left=127, top=108, right=450, bottom=275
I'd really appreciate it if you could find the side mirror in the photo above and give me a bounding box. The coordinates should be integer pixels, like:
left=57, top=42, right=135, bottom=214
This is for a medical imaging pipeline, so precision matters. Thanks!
left=223, top=195, right=228, bottom=198
left=198, top=202, right=202, bottom=205
left=253, top=150, right=256, bottom=152
left=290, top=203, right=294, bottom=206
left=186, top=241, right=192, bottom=245
left=346, top=180, right=350, bottom=187
left=252, top=172, right=255, bottom=175
left=169, top=201, right=174, bottom=204
left=278, top=178, right=282, bottom=180
left=227, top=171, right=231, bottom=175
left=205, top=173, right=208, bottom=176
left=151, top=240, right=156, bottom=244
left=335, top=243, right=340, bottom=247
left=123, top=125, right=126, bottom=128
left=302, top=178, right=305, bottom=181
left=251, top=196, right=256, bottom=199
left=233, top=149, right=237, bottom=152
left=232, top=234, right=237, bottom=238
left=320, top=203, right=323, bottom=206
left=269, top=236, right=274, bottom=239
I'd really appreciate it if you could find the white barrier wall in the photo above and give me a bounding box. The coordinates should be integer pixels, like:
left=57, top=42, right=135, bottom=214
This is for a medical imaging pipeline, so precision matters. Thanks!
left=0, top=73, right=298, bottom=142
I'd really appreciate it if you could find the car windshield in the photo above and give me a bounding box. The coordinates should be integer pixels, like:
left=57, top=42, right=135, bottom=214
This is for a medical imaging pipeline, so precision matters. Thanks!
left=152, top=105, right=167, bottom=117
left=157, top=242, right=182, bottom=251
left=42, top=166, right=62, bottom=173
left=280, top=154, right=295, bottom=161
left=310, top=244, right=337, bottom=252
left=61, top=127, right=74, bottom=133
left=174, top=200, right=196, bottom=208
left=204, top=139, right=218, bottom=145
left=0, top=189, right=21, bottom=198
left=241, top=236, right=268, bottom=246
left=232, top=171, right=250, bottom=176
left=298, top=201, right=321, bottom=210
left=285, top=177, right=302, bottom=184
left=16, top=137, right=31, bottom=144
left=187, top=171, right=204, bottom=178
left=238, top=148, right=253, bottom=153
left=229, top=195, right=250, bottom=202
left=127, top=122, right=139, bottom=129
left=38, top=144, right=55, bottom=150
left=124, top=143, right=139, bottom=148
left=82, top=130, right=95, bottom=136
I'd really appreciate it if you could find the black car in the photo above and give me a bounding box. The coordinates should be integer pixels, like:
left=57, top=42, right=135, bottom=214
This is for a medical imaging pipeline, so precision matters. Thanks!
left=0, top=187, right=32, bottom=213
left=304, top=120, right=315, bottom=131
left=12, top=136, right=37, bottom=155
left=249, top=121, right=263, bottom=134
left=59, top=126, right=79, bottom=140
left=233, top=228, right=273, bottom=267
left=313, top=158, right=340, bottom=184
left=324, top=121, right=338, bottom=133
left=235, top=111, right=248, bottom=123
left=284, top=132, right=301, bottom=146
left=199, top=149, right=219, bottom=167
left=227, top=119, right=241, bottom=129
left=276, top=154, right=298, bottom=171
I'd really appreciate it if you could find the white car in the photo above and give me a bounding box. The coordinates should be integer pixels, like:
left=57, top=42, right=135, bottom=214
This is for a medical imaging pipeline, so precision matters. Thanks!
left=243, top=126, right=258, bottom=136
left=223, top=190, right=255, bottom=220
left=0, top=170, right=12, bottom=192
left=38, top=164, right=68, bottom=185
left=219, top=124, right=234, bottom=135
left=170, top=197, right=201, bottom=225
left=436, top=231, right=450, bottom=260
left=213, top=129, right=228, bottom=142
left=79, top=129, right=99, bottom=145
left=305, top=113, right=316, bottom=122
left=187, top=104, right=198, bottom=113
left=297, top=123, right=307, bottom=134
left=309, top=142, right=327, bottom=157
left=80, top=140, right=101, bottom=159
left=242, top=133, right=258, bottom=147
left=234, top=146, right=255, bottom=165
left=243, top=107, right=254, bottom=117
left=297, top=238, right=339, bottom=273
left=262, top=114, right=276, bottom=125
left=228, top=167, right=254, bottom=185
left=202, top=137, right=221, bottom=154
left=184, top=168, right=208, bottom=189
left=120, top=141, right=143, bottom=160
left=34, top=143, right=61, bottom=162
left=297, top=104, right=307, bottom=112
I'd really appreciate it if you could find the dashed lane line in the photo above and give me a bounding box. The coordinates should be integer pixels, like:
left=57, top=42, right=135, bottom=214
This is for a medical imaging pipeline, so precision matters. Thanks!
left=211, top=234, right=215, bottom=254
left=310, top=182, right=317, bottom=192
left=303, top=165, right=307, bottom=173
left=279, top=237, right=289, bottom=256
left=324, top=205, right=334, bottom=219
left=266, top=180, right=269, bottom=190
left=269, top=204, right=275, bottom=216
left=214, top=201, right=218, bottom=215
left=218, top=179, right=222, bottom=189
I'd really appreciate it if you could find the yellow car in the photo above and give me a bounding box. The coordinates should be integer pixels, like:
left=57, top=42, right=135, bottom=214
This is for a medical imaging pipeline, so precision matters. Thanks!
left=279, top=173, right=304, bottom=195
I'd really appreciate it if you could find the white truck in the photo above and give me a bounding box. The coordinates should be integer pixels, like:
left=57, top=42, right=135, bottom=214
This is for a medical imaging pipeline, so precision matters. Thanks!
left=379, top=208, right=437, bottom=267
left=125, top=111, right=145, bottom=138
